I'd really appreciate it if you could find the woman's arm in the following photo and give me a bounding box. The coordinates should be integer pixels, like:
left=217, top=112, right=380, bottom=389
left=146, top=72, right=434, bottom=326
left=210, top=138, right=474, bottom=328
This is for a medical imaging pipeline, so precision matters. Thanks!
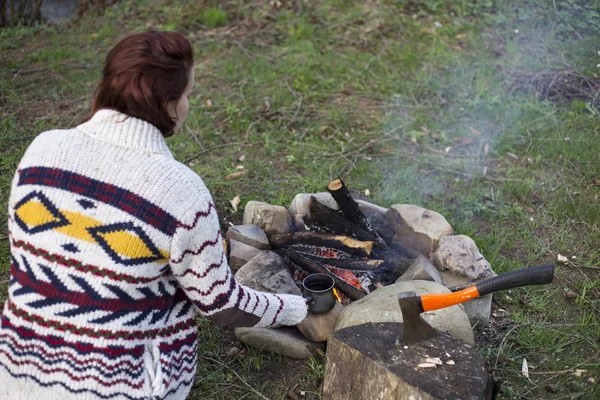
left=169, top=196, right=307, bottom=329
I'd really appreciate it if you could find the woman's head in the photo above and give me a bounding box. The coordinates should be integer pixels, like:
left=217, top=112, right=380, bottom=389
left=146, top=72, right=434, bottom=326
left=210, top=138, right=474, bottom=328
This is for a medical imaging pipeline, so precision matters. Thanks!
left=91, top=30, right=194, bottom=137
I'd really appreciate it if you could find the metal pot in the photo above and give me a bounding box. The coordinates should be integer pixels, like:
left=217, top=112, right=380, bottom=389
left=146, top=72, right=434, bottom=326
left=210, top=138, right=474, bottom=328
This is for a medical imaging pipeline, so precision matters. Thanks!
left=299, top=273, right=337, bottom=314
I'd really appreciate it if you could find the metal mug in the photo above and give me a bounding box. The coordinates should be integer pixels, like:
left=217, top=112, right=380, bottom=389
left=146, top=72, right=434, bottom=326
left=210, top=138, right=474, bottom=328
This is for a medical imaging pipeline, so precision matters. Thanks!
left=298, top=273, right=337, bottom=314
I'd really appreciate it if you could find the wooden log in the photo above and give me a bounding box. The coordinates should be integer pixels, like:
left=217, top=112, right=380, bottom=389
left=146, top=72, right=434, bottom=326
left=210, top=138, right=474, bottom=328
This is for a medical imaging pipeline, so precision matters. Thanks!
left=324, top=322, right=493, bottom=400
left=327, top=177, right=387, bottom=247
left=289, top=246, right=383, bottom=271
left=269, top=231, right=374, bottom=257
left=287, top=249, right=366, bottom=301
left=303, top=197, right=374, bottom=242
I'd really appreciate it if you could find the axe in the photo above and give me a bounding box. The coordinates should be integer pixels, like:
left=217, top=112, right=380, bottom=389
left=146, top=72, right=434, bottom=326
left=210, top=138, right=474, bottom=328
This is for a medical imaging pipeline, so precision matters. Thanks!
left=398, top=264, right=555, bottom=343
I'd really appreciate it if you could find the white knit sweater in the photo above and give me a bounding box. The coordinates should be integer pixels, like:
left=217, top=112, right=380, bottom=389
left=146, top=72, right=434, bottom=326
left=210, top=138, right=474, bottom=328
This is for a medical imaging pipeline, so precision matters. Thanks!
left=0, top=109, right=307, bottom=400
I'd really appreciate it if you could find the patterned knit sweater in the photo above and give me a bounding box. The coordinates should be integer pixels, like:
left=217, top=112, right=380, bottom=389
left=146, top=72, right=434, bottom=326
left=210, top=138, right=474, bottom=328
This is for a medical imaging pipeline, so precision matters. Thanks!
left=0, top=109, right=308, bottom=400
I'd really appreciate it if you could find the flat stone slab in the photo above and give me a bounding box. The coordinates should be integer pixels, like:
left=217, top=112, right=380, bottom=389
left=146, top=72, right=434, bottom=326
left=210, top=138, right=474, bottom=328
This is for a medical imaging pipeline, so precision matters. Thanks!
left=229, top=239, right=262, bottom=272
left=235, top=250, right=301, bottom=296
left=234, top=326, right=325, bottom=359
left=324, top=322, right=493, bottom=400
left=226, top=224, right=271, bottom=250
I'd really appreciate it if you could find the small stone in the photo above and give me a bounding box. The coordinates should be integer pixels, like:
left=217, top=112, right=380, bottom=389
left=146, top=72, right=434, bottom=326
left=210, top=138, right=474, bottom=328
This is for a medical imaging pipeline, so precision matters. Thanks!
left=386, top=204, right=453, bottom=258
left=243, top=201, right=292, bottom=237
left=433, top=235, right=494, bottom=280
left=446, top=360, right=455, bottom=365
left=297, top=302, right=344, bottom=342
left=396, top=255, right=443, bottom=284
left=557, top=254, right=569, bottom=264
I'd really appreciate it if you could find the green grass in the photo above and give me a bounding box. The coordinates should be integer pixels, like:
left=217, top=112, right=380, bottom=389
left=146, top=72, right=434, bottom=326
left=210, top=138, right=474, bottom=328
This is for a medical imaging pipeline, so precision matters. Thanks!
left=1, top=0, right=599, bottom=398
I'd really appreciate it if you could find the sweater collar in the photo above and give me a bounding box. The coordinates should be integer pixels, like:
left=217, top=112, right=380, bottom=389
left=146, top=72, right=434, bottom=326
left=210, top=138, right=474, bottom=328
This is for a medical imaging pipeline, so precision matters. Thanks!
left=76, top=109, right=172, bottom=155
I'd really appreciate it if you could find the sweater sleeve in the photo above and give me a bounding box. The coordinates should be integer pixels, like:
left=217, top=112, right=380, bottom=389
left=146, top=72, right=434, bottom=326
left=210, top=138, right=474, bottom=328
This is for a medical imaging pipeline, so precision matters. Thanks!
left=169, top=196, right=307, bottom=329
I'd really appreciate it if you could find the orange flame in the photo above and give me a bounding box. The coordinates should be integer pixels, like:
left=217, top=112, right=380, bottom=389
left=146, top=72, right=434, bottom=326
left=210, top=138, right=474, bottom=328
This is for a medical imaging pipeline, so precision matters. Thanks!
left=333, top=288, right=342, bottom=303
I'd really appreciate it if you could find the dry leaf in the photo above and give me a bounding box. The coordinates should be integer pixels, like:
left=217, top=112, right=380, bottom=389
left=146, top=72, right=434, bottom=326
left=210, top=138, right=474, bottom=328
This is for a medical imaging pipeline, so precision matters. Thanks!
left=506, top=152, right=519, bottom=160
left=452, top=45, right=463, bottom=52
left=206, top=99, right=213, bottom=107
left=417, top=363, right=437, bottom=368
left=230, top=195, right=241, bottom=212
left=319, top=126, right=328, bottom=134
left=469, top=126, right=481, bottom=136
left=522, top=358, right=529, bottom=378
left=238, top=155, right=246, bottom=162
left=364, top=189, right=370, bottom=196
left=483, top=142, right=489, bottom=156
left=557, top=254, right=569, bottom=264
left=420, top=126, right=430, bottom=134
left=444, top=146, right=452, bottom=153
left=592, top=178, right=600, bottom=186
left=425, top=357, right=443, bottom=366
left=455, top=33, right=467, bottom=39
left=454, top=137, right=474, bottom=145
left=236, top=165, right=245, bottom=171
left=225, top=171, right=246, bottom=181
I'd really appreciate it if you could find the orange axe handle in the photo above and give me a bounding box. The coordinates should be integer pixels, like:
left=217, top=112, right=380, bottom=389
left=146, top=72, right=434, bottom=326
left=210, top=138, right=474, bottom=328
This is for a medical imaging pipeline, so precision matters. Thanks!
left=419, top=264, right=554, bottom=312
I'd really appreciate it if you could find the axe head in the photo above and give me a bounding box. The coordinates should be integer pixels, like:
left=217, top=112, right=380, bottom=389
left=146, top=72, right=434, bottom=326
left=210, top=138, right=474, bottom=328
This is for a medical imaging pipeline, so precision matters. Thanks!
left=398, top=291, right=439, bottom=344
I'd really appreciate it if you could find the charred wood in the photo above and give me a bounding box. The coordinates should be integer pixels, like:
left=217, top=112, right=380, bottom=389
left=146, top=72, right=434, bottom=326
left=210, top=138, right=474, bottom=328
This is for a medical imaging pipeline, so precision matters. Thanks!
left=269, top=231, right=373, bottom=257
left=288, top=246, right=383, bottom=271
left=327, top=177, right=387, bottom=247
left=303, top=197, right=374, bottom=242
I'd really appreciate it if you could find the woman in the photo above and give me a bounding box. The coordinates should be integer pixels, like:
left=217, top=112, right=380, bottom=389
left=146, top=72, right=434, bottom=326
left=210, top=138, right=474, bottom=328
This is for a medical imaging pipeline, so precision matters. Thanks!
left=0, top=30, right=307, bottom=400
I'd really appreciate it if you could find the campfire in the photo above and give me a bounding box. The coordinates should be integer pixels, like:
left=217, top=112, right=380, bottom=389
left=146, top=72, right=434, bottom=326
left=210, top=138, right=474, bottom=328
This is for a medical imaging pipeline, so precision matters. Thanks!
left=268, top=178, right=413, bottom=304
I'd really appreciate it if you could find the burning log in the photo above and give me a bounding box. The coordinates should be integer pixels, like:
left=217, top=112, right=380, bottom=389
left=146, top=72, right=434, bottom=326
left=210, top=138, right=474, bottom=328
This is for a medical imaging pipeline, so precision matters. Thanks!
left=288, top=245, right=383, bottom=271
left=327, top=177, right=386, bottom=247
left=287, top=249, right=366, bottom=301
left=269, top=231, right=374, bottom=257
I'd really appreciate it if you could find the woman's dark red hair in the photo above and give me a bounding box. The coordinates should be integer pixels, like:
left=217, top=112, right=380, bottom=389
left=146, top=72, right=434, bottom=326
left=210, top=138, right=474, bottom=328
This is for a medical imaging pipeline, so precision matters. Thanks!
left=90, top=30, right=193, bottom=137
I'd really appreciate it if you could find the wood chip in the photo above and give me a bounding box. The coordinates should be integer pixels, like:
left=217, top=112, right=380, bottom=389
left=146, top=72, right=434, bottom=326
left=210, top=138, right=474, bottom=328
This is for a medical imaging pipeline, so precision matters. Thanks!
left=446, top=360, right=455, bottom=365
left=225, top=171, right=246, bottom=181
left=522, top=358, right=529, bottom=378
left=425, top=357, right=443, bottom=366
left=230, top=195, right=241, bottom=212
left=417, top=363, right=437, bottom=368
left=557, top=254, right=569, bottom=264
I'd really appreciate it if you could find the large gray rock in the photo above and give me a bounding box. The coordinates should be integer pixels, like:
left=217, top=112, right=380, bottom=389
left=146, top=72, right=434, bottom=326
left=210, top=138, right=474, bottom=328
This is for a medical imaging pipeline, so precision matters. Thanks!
left=243, top=201, right=292, bottom=237
left=234, top=326, right=324, bottom=359
left=226, top=224, right=271, bottom=250
left=386, top=204, right=453, bottom=258
left=289, top=192, right=339, bottom=230
left=228, top=240, right=262, bottom=272
left=441, top=270, right=493, bottom=327
left=297, top=301, right=344, bottom=342
left=334, top=280, right=474, bottom=345
left=234, top=251, right=318, bottom=357
left=396, top=255, right=443, bottom=284
left=433, top=235, right=494, bottom=280
left=356, top=200, right=394, bottom=243
left=235, top=251, right=301, bottom=295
